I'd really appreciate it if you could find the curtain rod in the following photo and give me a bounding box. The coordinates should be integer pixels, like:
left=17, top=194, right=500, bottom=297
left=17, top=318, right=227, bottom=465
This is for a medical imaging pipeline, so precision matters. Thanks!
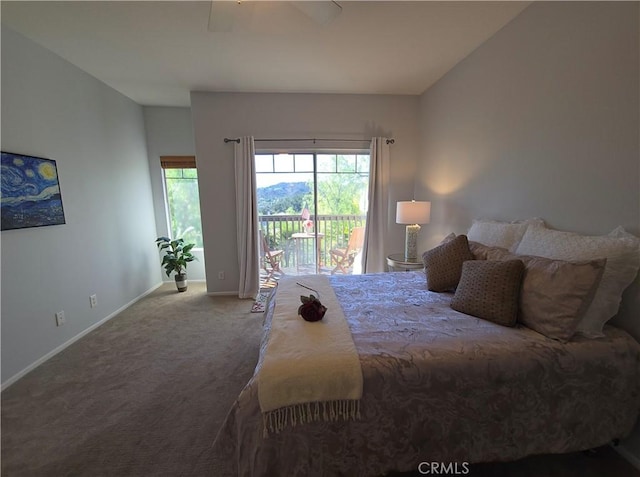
left=224, top=137, right=395, bottom=145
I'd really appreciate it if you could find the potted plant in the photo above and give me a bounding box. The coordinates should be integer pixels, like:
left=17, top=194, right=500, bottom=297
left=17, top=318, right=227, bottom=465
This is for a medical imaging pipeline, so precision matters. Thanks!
left=155, top=236, right=196, bottom=292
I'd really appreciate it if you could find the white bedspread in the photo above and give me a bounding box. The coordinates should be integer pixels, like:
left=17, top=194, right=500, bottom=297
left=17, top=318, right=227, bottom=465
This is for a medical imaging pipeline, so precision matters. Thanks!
left=257, top=275, right=363, bottom=434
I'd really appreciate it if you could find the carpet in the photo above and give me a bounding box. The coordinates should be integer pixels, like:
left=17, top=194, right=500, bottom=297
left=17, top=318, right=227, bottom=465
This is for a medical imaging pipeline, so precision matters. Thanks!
left=251, top=289, right=272, bottom=313
left=1, top=282, right=263, bottom=477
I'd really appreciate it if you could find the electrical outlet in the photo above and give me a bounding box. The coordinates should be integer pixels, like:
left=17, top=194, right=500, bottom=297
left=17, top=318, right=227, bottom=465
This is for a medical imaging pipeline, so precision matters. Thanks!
left=218, top=271, right=225, bottom=280
left=55, top=311, right=65, bottom=326
left=90, top=294, right=97, bottom=308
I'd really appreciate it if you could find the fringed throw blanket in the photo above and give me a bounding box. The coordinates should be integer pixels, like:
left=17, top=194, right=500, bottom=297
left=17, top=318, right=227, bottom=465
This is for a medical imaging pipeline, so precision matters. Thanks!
left=257, top=275, right=363, bottom=435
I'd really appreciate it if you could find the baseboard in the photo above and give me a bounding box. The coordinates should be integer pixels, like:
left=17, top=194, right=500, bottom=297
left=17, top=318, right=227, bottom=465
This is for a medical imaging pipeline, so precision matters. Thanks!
left=1, top=282, right=164, bottom=391
left=207, top=290, right=239, bottom=296
left=613, top=443, right=640, bottom=471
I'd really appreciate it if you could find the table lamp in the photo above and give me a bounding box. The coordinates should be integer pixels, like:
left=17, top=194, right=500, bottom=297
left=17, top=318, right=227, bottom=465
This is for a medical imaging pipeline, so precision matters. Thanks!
left=396, top=200, right=431, bottom=261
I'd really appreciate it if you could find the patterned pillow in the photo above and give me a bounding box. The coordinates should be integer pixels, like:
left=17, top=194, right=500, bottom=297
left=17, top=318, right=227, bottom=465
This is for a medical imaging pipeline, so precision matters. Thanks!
left=467, top=218, right=545, bottom=252
left=468, top=241, right=507, bottom=261
left=515, top=225, right=640, bottom=337
left=440, top=232, right=457, bottom=244
left=485, top=248, right=606, bottom=341
left=422, top=235, right=473, bottom=292
left=451, top=260, right=525, bottom=327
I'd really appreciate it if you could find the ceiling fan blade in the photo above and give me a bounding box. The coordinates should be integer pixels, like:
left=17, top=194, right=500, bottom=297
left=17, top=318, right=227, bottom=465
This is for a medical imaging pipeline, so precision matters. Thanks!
left=290, top=1, right=342, bottom=26
left=208, top=1, right=256, bottom=33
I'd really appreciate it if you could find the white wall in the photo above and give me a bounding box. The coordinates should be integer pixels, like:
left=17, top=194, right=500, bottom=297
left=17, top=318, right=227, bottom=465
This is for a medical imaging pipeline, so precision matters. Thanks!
left=1, top=27, right=161, bottom=385
left=143, top=106, right=206, bottom=281
left=190, top=92, right=420, bottom=294
left=417, top=1, right=638, bottom=241
left=415, top=1, right=640, bottom=464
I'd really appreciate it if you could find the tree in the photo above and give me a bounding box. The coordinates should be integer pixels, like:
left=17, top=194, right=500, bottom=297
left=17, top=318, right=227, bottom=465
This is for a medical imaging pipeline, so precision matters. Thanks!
left=313, top=173, right=368, bottom=215
left=165, top=169, right=203, bottom=247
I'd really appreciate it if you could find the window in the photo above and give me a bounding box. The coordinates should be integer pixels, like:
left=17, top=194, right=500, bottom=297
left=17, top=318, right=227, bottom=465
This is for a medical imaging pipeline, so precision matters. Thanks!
left=160, top=156, right=203, bottom=248
left=255, top=152, right=370, bottom=217
left=255, top=151, right=370, bottom=276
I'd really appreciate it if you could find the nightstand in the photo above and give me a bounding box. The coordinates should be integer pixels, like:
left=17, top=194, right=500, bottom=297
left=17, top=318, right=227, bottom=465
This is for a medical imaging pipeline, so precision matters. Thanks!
left=386, top=253, right=424, bottom=272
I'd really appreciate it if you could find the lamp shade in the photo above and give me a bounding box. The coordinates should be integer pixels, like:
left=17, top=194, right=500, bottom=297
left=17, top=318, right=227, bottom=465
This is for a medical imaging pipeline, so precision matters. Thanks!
left=396, top=201, right=431, bottom=225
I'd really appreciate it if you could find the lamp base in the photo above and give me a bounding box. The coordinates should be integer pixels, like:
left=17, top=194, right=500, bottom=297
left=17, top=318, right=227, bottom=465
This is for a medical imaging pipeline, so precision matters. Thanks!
left=404, top=224, right=420, bottom=261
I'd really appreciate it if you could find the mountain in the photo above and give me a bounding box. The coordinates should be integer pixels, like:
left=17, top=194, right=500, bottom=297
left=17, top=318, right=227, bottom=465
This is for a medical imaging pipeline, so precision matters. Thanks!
left=257, top=182, right=310, bottom=215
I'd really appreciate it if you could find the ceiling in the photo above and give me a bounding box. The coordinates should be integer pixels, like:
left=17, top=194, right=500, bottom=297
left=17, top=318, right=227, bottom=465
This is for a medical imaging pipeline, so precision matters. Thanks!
left=1, top=1, right=530, bottom=107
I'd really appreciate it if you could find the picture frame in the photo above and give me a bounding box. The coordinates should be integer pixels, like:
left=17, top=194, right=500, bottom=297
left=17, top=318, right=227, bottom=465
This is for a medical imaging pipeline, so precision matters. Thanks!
left=1, top=151, right=66, bottom=231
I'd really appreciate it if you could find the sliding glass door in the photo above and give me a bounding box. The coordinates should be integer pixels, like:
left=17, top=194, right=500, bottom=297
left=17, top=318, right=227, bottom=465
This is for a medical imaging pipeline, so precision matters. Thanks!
left=255, top=151, right=369, bottom=283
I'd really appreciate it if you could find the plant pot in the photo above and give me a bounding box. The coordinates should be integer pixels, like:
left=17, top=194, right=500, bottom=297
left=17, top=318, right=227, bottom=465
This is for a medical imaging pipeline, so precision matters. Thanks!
left=175, top=273, right=188, bottom=292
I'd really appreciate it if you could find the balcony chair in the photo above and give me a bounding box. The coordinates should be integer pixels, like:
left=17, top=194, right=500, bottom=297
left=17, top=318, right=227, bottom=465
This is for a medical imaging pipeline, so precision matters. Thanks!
left=260, top=230, right=285, bottom=283
left=329, top=226, right=365, bottom=274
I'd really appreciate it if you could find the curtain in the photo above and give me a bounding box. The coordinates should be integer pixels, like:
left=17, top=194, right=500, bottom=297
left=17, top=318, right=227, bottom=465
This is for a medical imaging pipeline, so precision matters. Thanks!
left=362, top=137, right=390, bottom=273
left=234, top=136, right=260, bottom=299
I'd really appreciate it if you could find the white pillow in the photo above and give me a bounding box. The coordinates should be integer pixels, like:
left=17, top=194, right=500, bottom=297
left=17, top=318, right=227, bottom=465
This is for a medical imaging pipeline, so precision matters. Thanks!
left=467, top=218, right=544, bottom=252
left=515, top=225, right=640, bottom=338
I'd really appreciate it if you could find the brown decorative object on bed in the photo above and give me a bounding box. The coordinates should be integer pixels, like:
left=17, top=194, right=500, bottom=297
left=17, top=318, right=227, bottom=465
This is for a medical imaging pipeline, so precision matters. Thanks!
left=485, top=248, right=606, bottom=341
left=422, top=234, right=473, bottom=291
left=451, top=259, right=525, bottom=326
left=298, top=294, right=327, bottom=322
left=468, top=240, right=504, bottom=260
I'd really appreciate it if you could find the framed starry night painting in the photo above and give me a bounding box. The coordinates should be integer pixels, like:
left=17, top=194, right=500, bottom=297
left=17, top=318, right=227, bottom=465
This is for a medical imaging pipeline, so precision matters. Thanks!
left=1, top=152, right=66, bottom=231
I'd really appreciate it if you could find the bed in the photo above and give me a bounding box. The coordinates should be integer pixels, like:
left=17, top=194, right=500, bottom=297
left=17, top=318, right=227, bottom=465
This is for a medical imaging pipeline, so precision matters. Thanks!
left=212, top=267, right=640, bottom=476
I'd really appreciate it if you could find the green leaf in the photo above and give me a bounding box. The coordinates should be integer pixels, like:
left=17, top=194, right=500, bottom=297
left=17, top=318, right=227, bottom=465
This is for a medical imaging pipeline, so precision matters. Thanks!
left=156, top=236, right=196, bottom=275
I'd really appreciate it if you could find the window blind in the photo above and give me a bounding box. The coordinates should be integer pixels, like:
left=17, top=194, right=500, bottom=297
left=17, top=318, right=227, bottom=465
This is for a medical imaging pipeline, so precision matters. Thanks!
left=160, top=156, right=196, bottom=169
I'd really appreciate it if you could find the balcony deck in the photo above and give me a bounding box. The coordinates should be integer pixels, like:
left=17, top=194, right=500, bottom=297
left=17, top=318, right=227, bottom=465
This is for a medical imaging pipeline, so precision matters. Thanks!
left=259, top=213, right=365, bottom=288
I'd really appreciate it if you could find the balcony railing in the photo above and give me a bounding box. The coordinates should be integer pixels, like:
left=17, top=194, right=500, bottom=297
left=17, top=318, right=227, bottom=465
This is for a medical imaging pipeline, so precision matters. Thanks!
left=259, top=214, right=366, bottom=272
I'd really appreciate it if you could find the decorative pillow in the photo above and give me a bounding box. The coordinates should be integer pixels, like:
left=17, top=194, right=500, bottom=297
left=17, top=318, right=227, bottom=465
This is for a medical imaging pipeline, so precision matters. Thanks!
left=422, top=235, right=473, bottom=292
left=468, top=241, right=507, bottom=261
left=467, top=218, right=545, bottom=252
left=451, top=260, right=525, bottom=327
left=485, top=248, right=606, bottom=341
left=441, top=232, right=456, bottom=244
left=515, top=225, right=640, bottom=338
